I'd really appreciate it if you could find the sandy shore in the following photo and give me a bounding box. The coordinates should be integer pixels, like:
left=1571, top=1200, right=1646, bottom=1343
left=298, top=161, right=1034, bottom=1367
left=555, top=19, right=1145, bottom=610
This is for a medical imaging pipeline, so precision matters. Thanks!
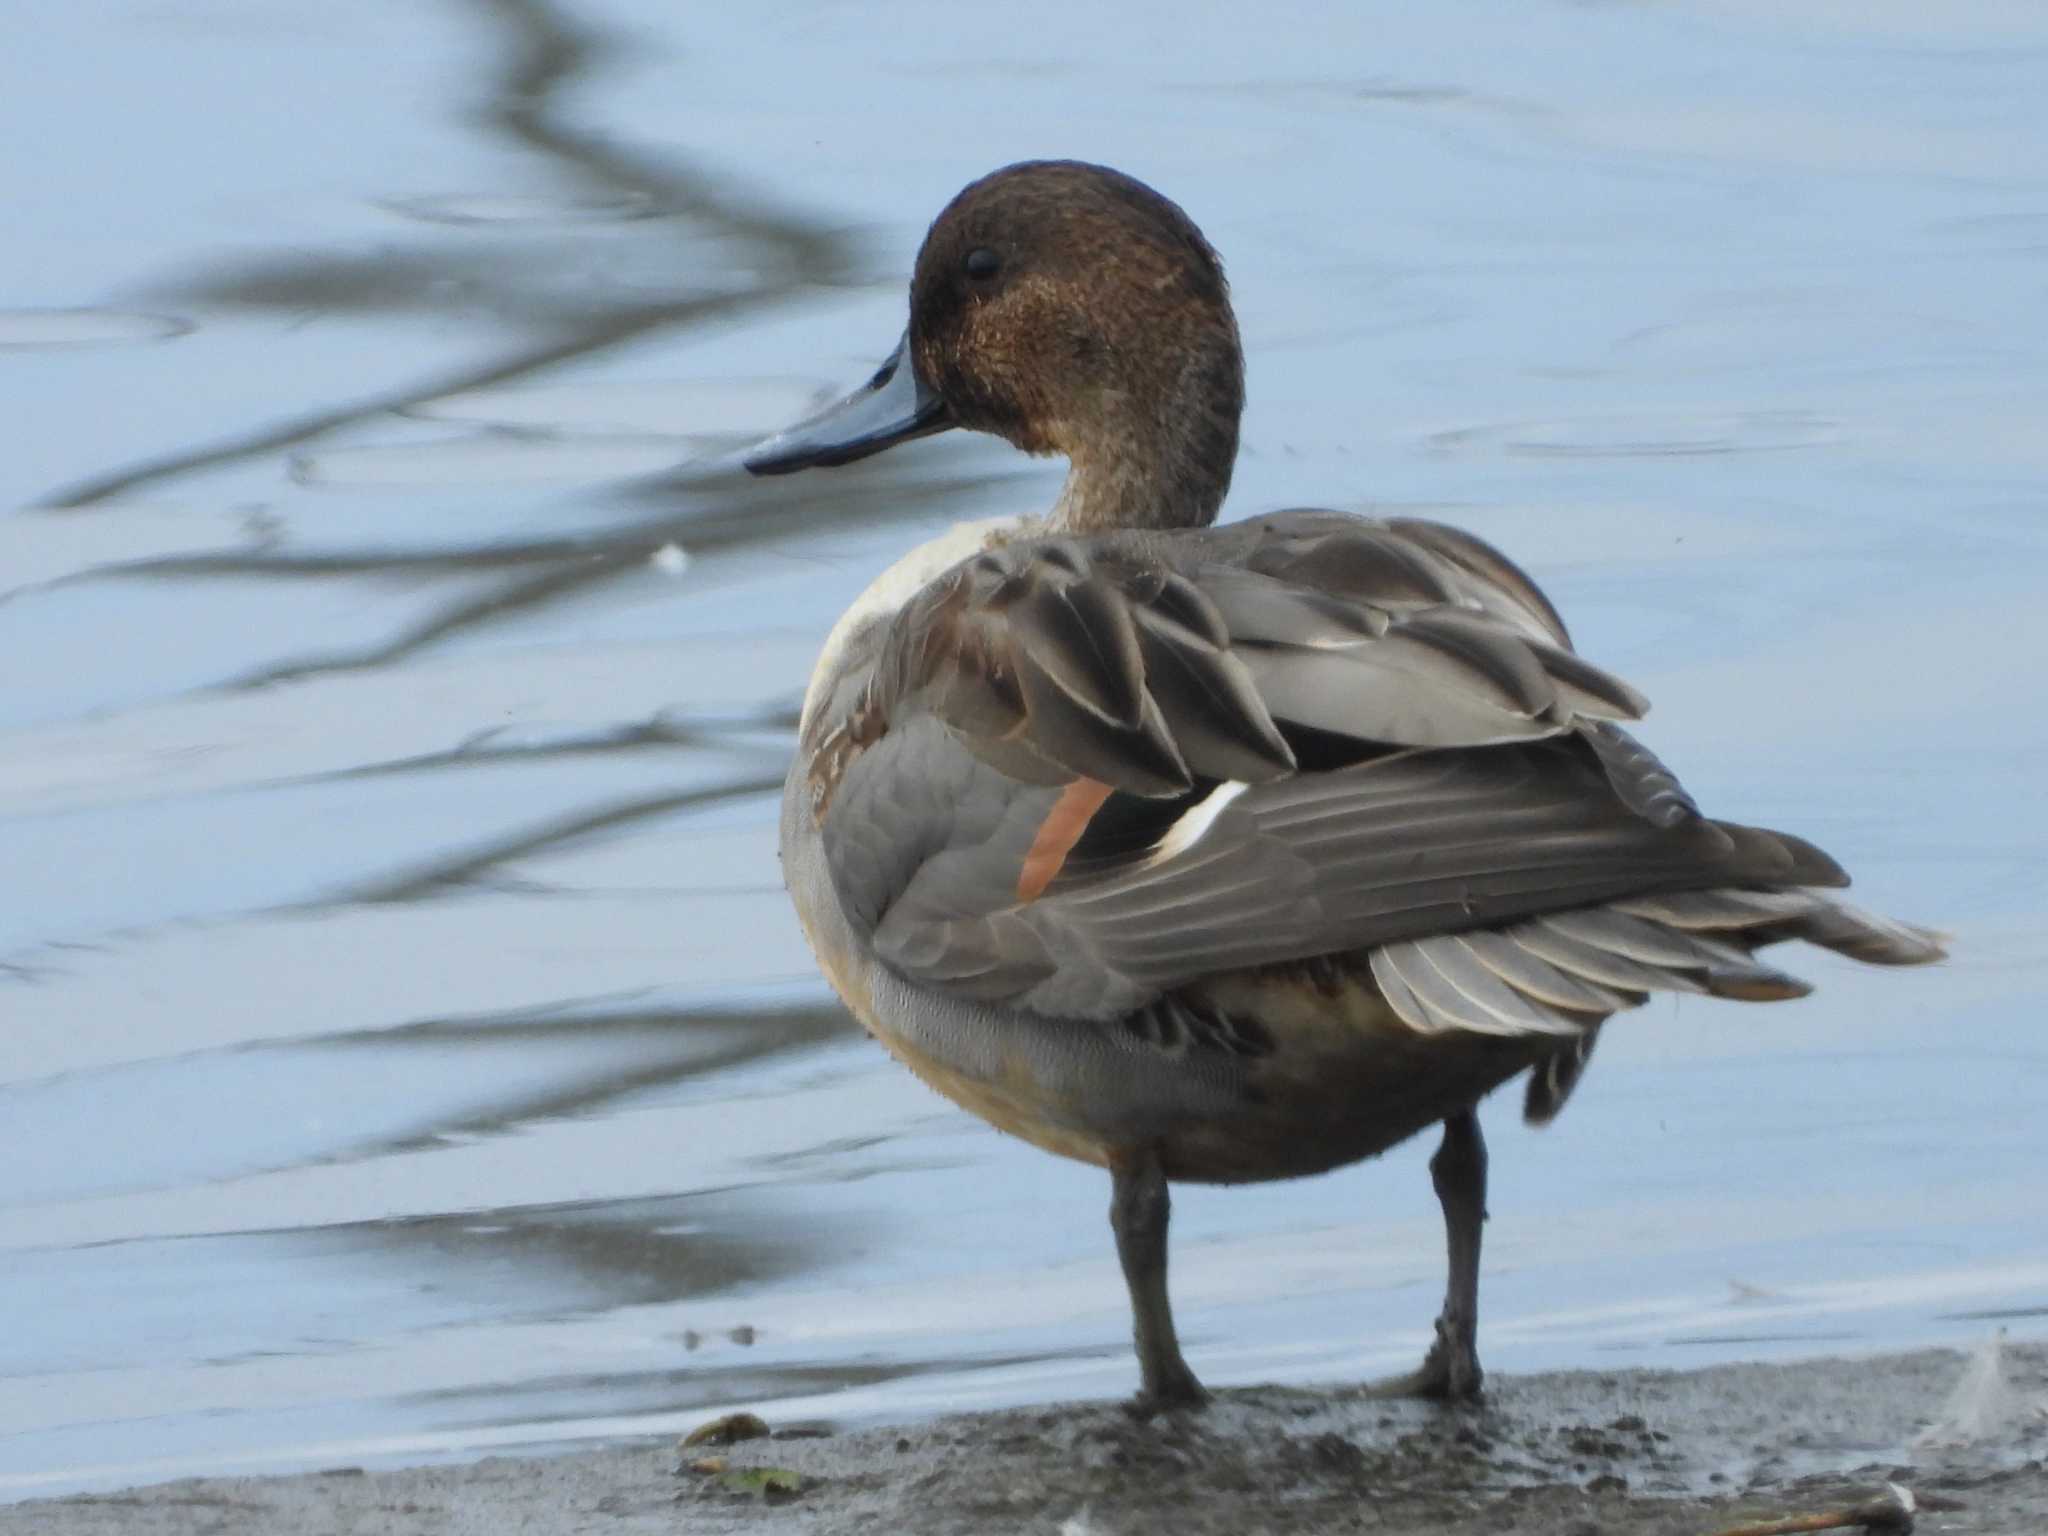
left=11, top=1342, right=2042, bottom=1535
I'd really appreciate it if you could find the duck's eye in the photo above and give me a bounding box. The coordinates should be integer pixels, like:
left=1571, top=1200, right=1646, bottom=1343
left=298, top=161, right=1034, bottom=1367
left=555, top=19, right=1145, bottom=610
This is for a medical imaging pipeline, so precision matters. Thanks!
left=963, top=246, right=1002, bottom=281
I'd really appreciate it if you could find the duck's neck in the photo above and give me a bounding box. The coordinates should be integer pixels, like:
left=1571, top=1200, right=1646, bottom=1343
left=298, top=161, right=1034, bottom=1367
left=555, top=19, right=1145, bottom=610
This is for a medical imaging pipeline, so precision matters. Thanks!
left=1047, top=330, right=1244, bottom=535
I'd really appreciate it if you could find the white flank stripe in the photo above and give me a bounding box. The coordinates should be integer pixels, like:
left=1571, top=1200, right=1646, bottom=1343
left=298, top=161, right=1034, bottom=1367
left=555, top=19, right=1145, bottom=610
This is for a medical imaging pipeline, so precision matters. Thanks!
left=1142, top=780, right=1249, bottom=868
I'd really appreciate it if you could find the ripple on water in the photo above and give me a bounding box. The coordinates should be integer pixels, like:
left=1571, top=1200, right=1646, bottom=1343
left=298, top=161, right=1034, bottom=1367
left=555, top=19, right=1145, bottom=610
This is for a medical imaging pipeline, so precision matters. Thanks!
left=290, top=434, right=705, bottom=489
left=1425, top=410, right=1840, bottom=458
left=377, top=191, right=669, bottom=227
left=0, top=308, right=193, bottom=349
left=404, top=377, right=828, bottom=438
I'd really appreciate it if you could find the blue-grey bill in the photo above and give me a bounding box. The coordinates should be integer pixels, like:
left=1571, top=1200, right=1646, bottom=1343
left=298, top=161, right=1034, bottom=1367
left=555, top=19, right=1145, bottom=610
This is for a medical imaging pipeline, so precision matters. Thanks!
left=743, top=331, right=954, bottom=475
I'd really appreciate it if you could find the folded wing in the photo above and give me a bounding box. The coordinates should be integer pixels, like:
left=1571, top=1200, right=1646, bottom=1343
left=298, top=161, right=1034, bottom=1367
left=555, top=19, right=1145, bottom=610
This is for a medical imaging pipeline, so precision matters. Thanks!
left=807, top=512, right=1934, bottom=1026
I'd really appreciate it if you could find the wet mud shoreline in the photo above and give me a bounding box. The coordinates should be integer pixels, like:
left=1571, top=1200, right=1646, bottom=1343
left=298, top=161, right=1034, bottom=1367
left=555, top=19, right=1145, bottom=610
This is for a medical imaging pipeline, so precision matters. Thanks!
left=13, top=1341, right=2042, bottom=1535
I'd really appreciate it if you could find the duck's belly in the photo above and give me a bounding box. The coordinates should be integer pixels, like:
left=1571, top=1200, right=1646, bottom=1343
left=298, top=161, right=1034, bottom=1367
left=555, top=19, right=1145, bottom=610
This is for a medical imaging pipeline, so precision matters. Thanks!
left=1152, top=969, right=1541, bottom=1183
left=871, top=959, right=1535, bottom=1184
left=795, top=885, right=1536, bottom=1185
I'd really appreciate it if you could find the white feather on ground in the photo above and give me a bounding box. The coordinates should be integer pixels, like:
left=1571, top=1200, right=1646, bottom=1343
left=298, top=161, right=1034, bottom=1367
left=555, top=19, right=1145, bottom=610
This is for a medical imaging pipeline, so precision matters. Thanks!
left=1914, top=1330, right=2044, bottom=1448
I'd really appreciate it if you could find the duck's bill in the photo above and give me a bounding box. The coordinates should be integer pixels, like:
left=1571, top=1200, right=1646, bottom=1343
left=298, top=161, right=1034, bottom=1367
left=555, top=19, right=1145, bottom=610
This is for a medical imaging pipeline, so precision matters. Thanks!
left=743, top=331, right=954, bottom=475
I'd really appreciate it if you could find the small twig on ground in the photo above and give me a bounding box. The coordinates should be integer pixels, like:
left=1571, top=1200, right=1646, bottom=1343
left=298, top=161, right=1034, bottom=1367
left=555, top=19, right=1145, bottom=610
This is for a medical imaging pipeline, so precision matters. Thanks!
left=1707, top=1482, right=1956, bottom=1536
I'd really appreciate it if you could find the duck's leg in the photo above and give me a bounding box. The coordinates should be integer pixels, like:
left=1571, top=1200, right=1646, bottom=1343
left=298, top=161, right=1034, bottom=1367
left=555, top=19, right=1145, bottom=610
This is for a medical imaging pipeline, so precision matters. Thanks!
left=1109, top=1147, right=1207, bottom=1408
left=1378, top=1108, right=1488, bottom=1401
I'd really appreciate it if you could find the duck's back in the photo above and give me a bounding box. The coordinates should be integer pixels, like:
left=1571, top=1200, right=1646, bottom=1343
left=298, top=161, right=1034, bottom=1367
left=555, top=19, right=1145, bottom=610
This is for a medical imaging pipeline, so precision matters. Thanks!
left=781, top=508, right=1941, bottom=1180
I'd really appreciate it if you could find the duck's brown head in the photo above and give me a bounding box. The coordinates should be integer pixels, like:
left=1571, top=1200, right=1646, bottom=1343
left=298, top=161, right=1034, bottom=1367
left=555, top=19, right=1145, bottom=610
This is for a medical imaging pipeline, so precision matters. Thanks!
left=746, top=161, right=1245, bottom=532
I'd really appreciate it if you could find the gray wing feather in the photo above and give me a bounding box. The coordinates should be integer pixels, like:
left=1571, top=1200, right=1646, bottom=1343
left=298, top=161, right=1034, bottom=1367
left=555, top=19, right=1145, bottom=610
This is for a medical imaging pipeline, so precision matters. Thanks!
left=857, top=516, right=1647, bottom=798
left=1373, top=938, right=1585, bottom=1038
left=1456, top=928, right=1636, bottom=1014
left=1578, top=720, right=1700, bottom=827
left=1380, top=516, right=1574, bottom=646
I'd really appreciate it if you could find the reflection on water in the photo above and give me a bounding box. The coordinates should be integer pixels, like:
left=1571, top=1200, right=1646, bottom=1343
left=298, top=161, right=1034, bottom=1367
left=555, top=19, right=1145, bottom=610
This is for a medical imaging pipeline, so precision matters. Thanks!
left=3, top=0, right=2046, bottom=1501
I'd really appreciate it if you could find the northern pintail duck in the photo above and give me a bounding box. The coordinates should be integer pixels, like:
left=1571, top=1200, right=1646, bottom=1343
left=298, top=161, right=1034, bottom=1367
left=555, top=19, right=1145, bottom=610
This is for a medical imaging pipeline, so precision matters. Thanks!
left=744, top=160, right=1944, bottom=1407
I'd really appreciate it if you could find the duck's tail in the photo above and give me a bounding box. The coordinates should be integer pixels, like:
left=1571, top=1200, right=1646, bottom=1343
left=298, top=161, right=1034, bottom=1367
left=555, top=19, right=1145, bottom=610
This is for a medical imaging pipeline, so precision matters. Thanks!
left=1534, top=887, right=1944, bottom=1125
left=1611, top=885, right=1948, bottom=969
left=1365, top=884, right=1947, bottom=1127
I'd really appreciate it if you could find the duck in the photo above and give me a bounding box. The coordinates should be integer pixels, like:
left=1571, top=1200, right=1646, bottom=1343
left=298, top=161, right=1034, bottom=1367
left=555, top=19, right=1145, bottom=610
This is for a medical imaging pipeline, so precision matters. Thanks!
left=742, top=159, right=1945, bottom=1408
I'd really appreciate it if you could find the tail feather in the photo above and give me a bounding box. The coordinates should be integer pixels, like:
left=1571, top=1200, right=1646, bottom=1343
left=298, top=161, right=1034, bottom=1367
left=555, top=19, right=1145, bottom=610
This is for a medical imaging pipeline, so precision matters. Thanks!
left=1524, top=1027, right=1600, bottom=1127
left=1614, top=888, right=1948, bottom=966
left=1366, top=884, right=1945, bottom=1126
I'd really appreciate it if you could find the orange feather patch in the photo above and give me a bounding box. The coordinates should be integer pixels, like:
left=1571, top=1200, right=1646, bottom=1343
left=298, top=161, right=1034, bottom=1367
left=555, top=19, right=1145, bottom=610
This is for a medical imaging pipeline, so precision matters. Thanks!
left=1016, top=777, right=1115, bottom=902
